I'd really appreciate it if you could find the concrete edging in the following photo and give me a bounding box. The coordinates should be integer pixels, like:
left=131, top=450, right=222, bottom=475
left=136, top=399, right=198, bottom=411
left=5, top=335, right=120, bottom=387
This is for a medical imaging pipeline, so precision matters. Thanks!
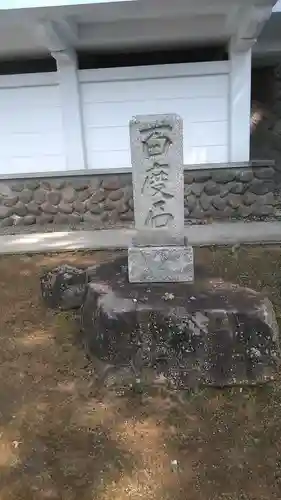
left=0, top=221, right=280, bottom=255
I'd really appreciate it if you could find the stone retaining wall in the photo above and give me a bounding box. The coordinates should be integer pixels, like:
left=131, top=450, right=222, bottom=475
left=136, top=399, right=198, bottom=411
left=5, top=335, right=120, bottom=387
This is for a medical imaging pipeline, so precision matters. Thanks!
left=0, top=164, right=278, bottom=233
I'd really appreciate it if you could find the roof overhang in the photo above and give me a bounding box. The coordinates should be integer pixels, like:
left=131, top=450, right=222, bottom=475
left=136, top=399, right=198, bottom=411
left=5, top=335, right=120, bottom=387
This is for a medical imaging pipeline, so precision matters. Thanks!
left=0, top=0, right=277, bottom=59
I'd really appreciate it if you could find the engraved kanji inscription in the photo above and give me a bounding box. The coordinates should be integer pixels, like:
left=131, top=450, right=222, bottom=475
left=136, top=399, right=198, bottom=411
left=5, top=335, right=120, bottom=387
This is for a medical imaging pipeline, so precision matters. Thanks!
left=140, top=125, right=173, bottom=157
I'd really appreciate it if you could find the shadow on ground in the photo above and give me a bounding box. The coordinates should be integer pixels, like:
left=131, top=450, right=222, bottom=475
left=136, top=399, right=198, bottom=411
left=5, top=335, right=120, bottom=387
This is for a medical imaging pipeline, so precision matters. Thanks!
left=0, top=247, right=281, bottom=500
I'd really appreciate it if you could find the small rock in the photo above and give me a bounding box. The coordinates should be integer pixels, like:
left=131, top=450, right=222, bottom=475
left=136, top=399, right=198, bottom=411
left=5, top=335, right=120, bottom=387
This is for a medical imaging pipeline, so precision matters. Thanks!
left=72, top=179, right=89, bottom=191
left=23, top=215, right=36, bottom=225
left=90, top=177, right=101, bottom=190
left=108, top=188, right=124, bottom=202
left=2, top=196, right=18, bottom=207
left=61, top=186, right=76, bottom=203
left=87, top=203, right=102, bottom=215
left=11, top=183, right=24, bottom=192
left=243, top=192, right=257, bottom=206
left=254, top=167, right=275, bottom=179
left=18, top=189, right=33, bottom=204
left=24, top=180, right=39, bottom=190
left=27, top=201, right=41, bottom=215
left=193, top=171, right=211, bottom=182
left=73, top=201, right=86, bottom=214
left=249, top=180, right=274, bottom=195
left=128, top=197, right=134, bottom=210
left=68, top=213, right=81, bottom=225
left=228, top=194, right=241, bottom=209
left=102, top=176, right=120, bottom=190
left=37, top=214, right=54, bottom=224
left=0, top=217, right=13, bottom=227
left=251, top=203, right=274, bottom=216
left=34, top=189, right=47, bottom=204
left=184, top=173, right=194, bottom=184
left=204, top=181, right=220, bottom=196
left=115, top=200, right=128, bottom=214
left=212, top=196, right=227, bottom=211
left=13, top=201, right=27, bottom=216
left=89, top=190, right=106, bottom=204
left=212, top=170, right=236, bottom=183
left=191, top=183, right=205, bottom=197
left=104, top=198, right=118, bottom=211
left=199, top=193, right=212, bottom=210
left=40, top=264, right=87, bottom=310
left=47, top=191, right=61, bottom=205
left=78, top=189, right=91, bottom=202
left=186, top=194, right=196, bottom=211
left=239, top=170, right=254, bottom=182
left=53, top=213, right=69, bottom=224
left=50, top=179, right=66, bottom=190
left=58, top=202, right=73, bottom=214
left=230, top=183, right=246, bottom=195
left=0, top=184, right=13, bottom=197
left=120, top=210, right=134, bottom=221
left=41, top=202, right=58, bottom=214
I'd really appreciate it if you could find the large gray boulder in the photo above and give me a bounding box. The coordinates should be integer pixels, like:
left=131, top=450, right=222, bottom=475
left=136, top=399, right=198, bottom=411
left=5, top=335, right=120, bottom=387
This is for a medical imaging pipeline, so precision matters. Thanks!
left=40, top=264, right=87, bottom=310
left=80, top=257, right=280, bottom=388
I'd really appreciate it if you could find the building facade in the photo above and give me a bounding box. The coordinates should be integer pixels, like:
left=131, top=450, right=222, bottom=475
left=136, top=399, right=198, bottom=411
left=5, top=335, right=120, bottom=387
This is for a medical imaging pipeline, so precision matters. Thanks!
left=0, top=0, right=279, bottom=231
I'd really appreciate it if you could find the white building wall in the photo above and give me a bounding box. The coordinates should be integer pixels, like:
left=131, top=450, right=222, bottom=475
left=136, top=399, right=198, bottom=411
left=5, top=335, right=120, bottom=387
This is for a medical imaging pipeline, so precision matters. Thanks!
left=0, top=73, right=65, bottom=174
left=0, top=58, right=252, bottom=175
left=80, top=62, right=229, bottom=169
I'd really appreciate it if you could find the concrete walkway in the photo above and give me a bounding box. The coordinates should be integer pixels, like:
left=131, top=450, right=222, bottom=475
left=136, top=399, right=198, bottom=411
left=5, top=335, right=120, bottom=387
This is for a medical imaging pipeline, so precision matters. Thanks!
left=0, top=221, right=280, bottom=255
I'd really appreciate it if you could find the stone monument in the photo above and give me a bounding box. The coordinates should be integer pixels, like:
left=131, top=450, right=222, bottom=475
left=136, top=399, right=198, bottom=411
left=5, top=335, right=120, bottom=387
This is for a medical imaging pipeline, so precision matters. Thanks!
left=40, top=114, right=280, bottom=389
left=128, top=114, right=193, bottom=283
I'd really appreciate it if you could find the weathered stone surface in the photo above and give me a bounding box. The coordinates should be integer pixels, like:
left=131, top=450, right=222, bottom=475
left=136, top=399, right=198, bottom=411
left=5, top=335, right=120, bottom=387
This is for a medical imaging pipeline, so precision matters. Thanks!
left=184, top=173, right=194, bottom=184
left=61, top=186, right=76, bottom=203
left=11, top=183, right=24, bottom=192
left=18, top=189, right=33, bottom=204
left=255, top=167, right=275, bottom=179
left=228, top=194, right=241, bottom=209
left=193, top=171, right=211, bottom=182
left=191, top=183, right=204, bottom=196
left=80, top=256, right=280, bottom=388
left=41, top=202, right=58, bottom=214
left=212, top=170, right=236, bottom=183
left=243, top=192, right=257, bottom=206
left=128, top=246, right=194, bottom=283
left=199, top=193, right=212, bottom=210
left=72, top=180, right=89, bottom=191
left=73, top=201, right=86, bottom=214
left=119, top=210, right=134, bottom=221
left=77, top=189, right=91, bottom=202
left=186, top=194, right=197, bottom=211
left=37, top=214, right=54, bottom=224
left=53, top=213, right=69, bottom=224
left=130, top=114, right=184, bottom=235
left=132, top=230, right=185, bottom=247
left=108, top=189, right=124, bottom=201
left=115, top=200, right=128, bottom=214
left=23, top=215, right=36, bottom=225
left=24, top=180, right=40, bottom=191
left=34, top=189, right=47, bottom=204
left=68, top=213, right=82, bottom=224
left=249, top=179, right=273, bottom=195
left=0, top=217, right=13, bottom=227
left=2, top=196, right=18, bottom=207
left=27, top=201, right=41, bottom=215
left=239, top=170, right=254, bottom=182
left=230, top=182, right=245, bottom=194
left=13, top=201, right=27, bottom=216
left=58, top=202, right=73, bottom=214
left=103, top=199, right=118, bottom=211
left=251, top=203, right=274, bottom=216
left=41, top=265, right=87, bottom=310
left=0, top=184, right=13, bottom=197
left=87, top=203, right=102, bottom=215
left=212, top=196, right=227, bottom=211
left=102, top=176, right=121, bottom=190
left=47, top=191, right=61, bottom=205
left=88, top=191, right=105, bottom=204
left=204, top=181, right=220, bottom=196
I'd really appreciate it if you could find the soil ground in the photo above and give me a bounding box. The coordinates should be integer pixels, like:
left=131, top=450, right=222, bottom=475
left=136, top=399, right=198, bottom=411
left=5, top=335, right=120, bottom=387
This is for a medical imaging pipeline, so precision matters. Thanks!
left=0, top=246, right=281, bottom=500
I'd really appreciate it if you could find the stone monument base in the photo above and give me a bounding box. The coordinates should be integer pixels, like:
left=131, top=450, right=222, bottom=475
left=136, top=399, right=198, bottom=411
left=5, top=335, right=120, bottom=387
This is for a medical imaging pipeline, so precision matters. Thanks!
left=128, top=245, right=194, bottom=283
left=80, top=256, right=280, bottom=388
